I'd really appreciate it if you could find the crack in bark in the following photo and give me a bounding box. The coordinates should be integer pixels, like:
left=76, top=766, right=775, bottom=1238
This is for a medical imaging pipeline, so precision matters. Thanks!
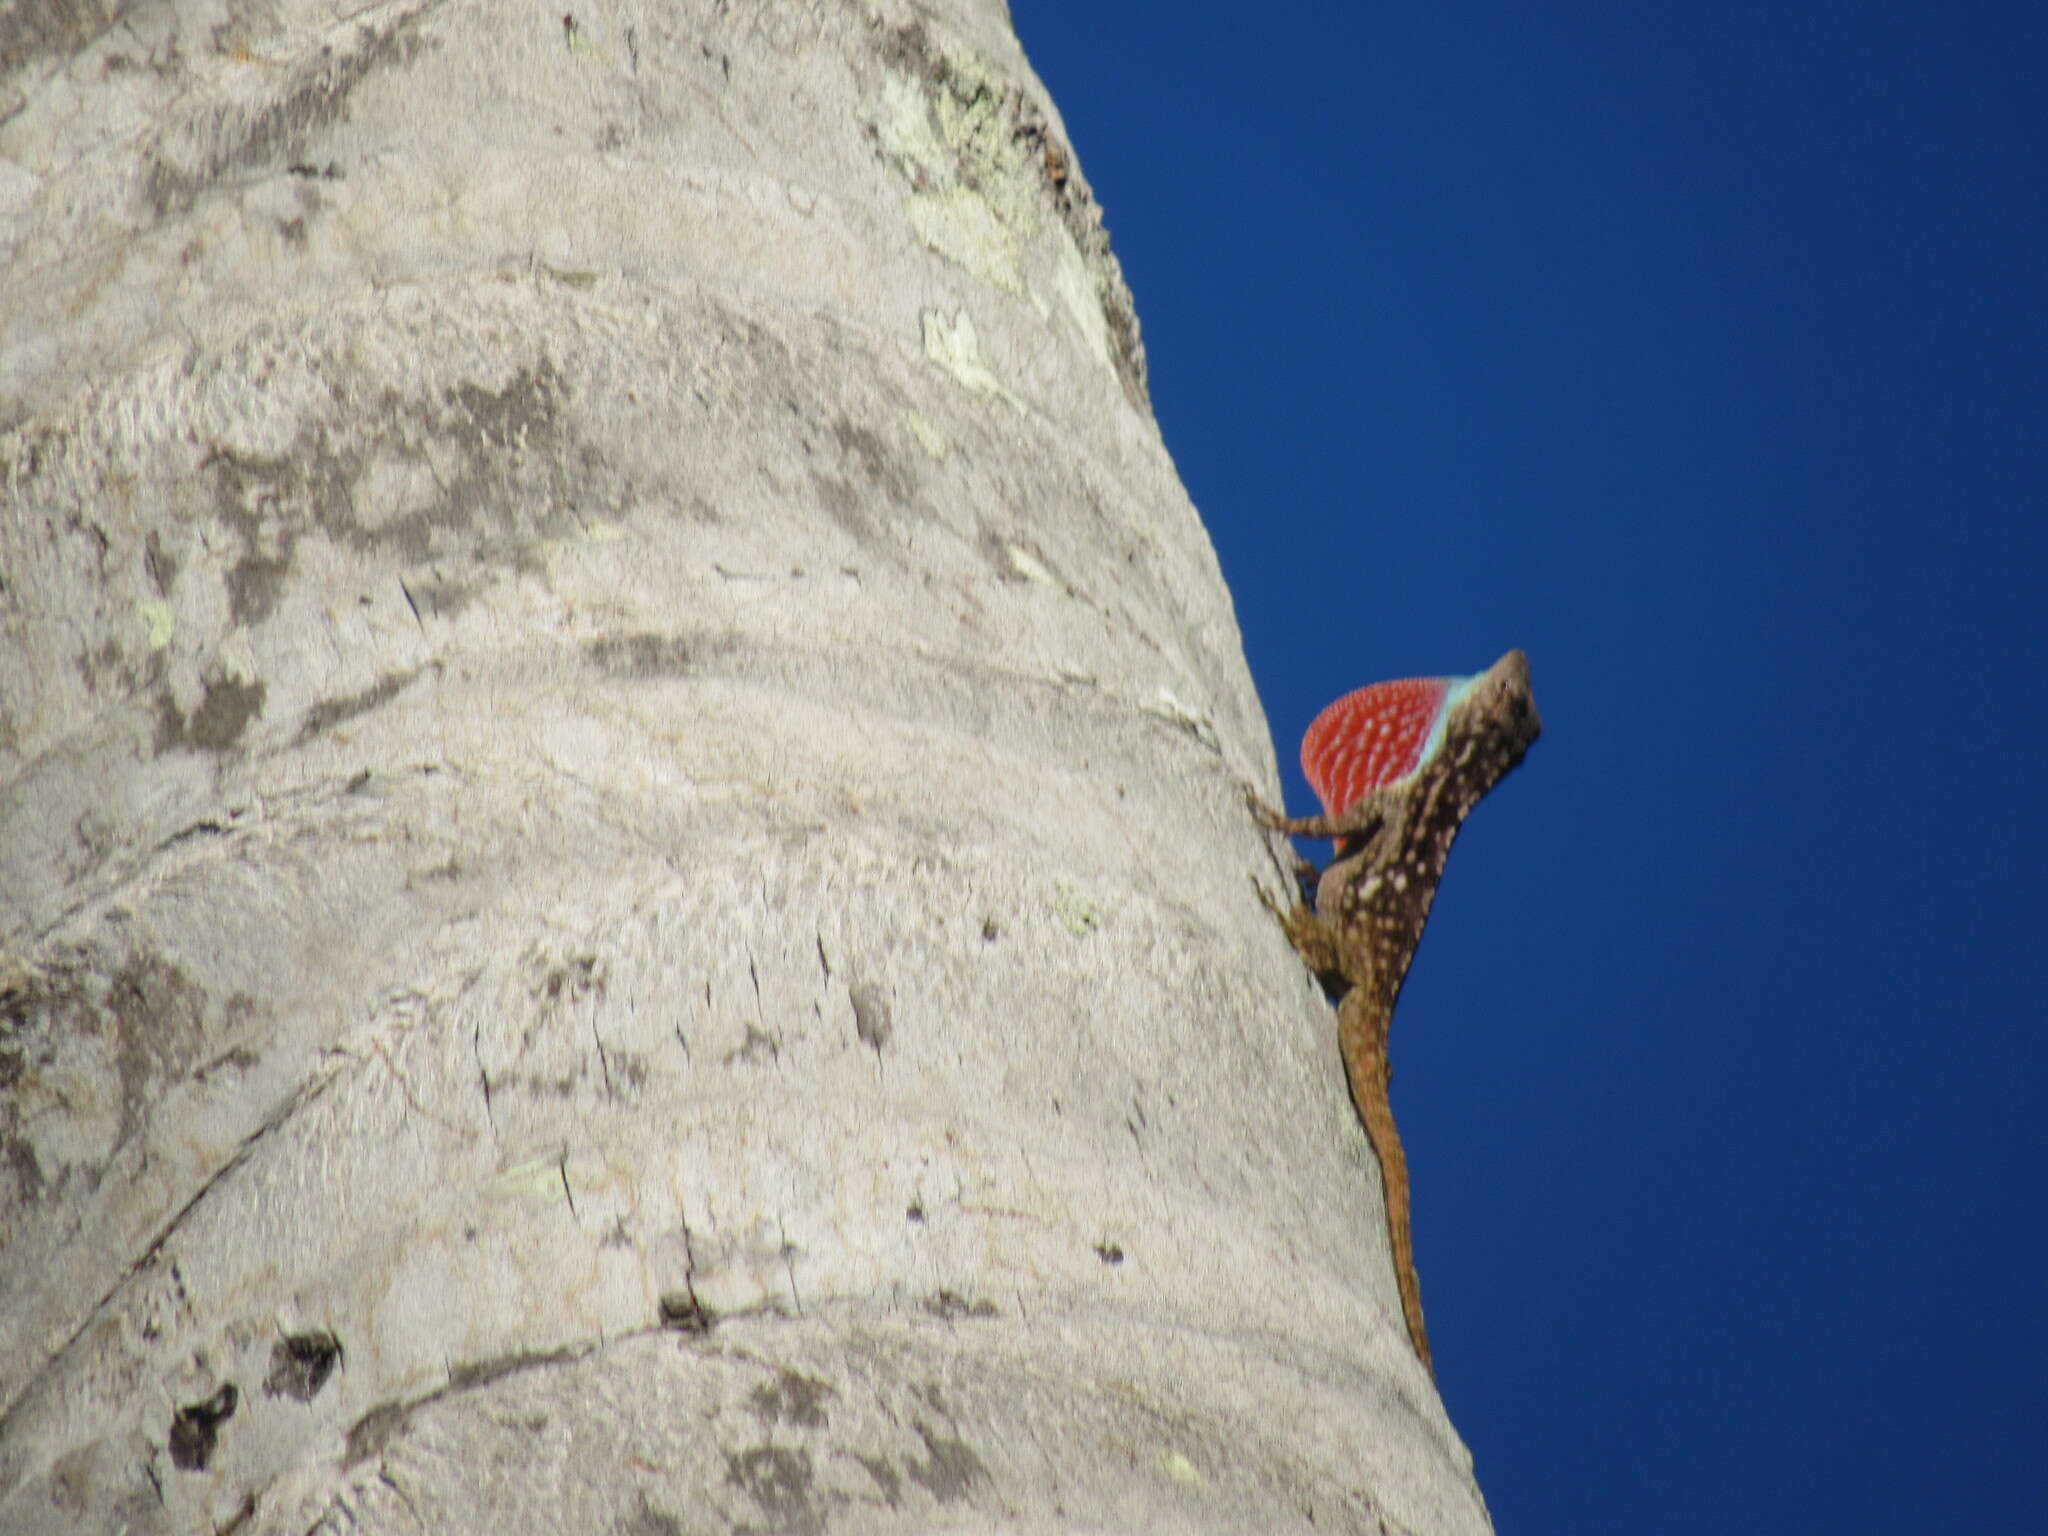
left=472, top=1021, right=495, bottom=1134
left=343, top=1343, right=592, bottom=1470
left=778, top=1213, right=802, bottom=1318
left=659, top=1216, right=713, bottom=1333
left=590, top=1014, right=615, bottom=1100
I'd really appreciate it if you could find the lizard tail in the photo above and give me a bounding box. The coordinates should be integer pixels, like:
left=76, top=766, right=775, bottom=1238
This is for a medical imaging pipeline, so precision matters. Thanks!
left=1339, top=997, right=1433, bottom=1375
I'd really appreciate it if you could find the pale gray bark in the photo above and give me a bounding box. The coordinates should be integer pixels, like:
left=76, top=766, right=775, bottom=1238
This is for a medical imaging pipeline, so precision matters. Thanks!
left=0, top=1, right=1493, bottom=1530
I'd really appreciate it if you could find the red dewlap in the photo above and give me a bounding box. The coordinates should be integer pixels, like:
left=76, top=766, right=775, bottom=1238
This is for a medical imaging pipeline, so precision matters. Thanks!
left=1300, top=678, right=1453, bottom=818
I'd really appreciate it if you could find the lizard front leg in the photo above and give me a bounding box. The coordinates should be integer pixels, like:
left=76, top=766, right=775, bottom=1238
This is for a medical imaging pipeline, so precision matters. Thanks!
left=1249, top=786, right=1390, bottom=850
left=1337, top=988, right=1431, bottom=1374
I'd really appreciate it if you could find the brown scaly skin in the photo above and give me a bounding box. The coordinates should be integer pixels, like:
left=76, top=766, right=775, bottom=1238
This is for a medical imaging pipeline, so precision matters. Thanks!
left=1252, top=649, right=1541, bottom=1374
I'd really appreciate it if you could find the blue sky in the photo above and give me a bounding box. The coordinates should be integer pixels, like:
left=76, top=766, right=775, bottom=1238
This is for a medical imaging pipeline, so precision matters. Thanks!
left=1015, top=3, right=2045, bottom=1530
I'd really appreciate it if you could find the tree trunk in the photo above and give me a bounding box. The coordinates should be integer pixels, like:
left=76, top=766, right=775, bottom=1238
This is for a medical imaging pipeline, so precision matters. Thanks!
left=0, top=1, right=1493, bottom=1529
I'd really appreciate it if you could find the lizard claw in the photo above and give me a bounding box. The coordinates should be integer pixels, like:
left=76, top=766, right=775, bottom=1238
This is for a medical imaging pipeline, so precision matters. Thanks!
left=1244, top=786, right=1288, bottom=830
left=1248, top=871, right=1288, bottom=922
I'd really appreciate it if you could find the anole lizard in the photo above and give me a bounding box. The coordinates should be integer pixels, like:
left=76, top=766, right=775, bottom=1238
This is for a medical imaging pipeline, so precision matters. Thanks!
left=1251, top=648, right=1541, bottom=1373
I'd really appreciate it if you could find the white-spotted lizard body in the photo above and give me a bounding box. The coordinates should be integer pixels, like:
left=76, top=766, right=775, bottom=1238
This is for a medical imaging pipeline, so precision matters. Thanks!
left=1255, top=648, right=1541, bottom=1373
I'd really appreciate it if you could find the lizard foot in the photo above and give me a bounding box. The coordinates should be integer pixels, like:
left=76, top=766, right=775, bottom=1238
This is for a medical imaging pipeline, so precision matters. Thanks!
left=1249, top=875, right=1344, bottom=981
left=1245, top=786, right=1290, bottom=830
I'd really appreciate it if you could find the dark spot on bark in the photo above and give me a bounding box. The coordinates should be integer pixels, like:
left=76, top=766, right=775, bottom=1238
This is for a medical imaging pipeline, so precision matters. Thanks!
left=851, top=1453, right=901, bottom=1506
left=617, top=1494, right=686, bottom=1536
left=727, top=1025, right=779, bottom=1065
left=5, top=1134, right=45, bottom=1202
left=445, top=365, right=560, bottom=455
left=343, top=1399, right=410, bottom=1467
left=923, top=1290, right=996, bottom=1321
left=48, top=1441, right=95, bottom=1516
left=154, top=672, right=266, bottom=755
left=189, top=1037, right=255, bottom=1088
left=870, top=19, right=942, bottom=95
left=295, top=667, right=418, bottom=741
left=74, top=636, right=125, bottom=692
left=529, top=952, right=604, bottom=1006
left=905, top=1199, right=925, bottom=1223
left=809, top=469, right=872, bottom=544
left=905, top=1420, right=986, bottom=1504
left=1093, top=1242, right=1124, bottom=1266
left=264, top=1330, right=343, bottom=1401
left=398, top=573, right=480, bottom=619
left=610, top=1051, right=648, bottom=1093
left=511, top=1070, right=579, bottom=1099
left=747, top=1369, right=833, bottom=1430
left=582, top=631, right=712, bottom=679
left=724, top=1446, right=820, bottom=1535
left=192, top=356, right=596, bottom=629
left=831, top=416, right=914, bottom=504
left=102, top=949, right=209, bottom=1144
left=658, top=1291, right=714, bottom=1333
left=342, top=1346, right=581, bottom=1467
left=202, top=446, right=311, bottom=624
left=850, top=983, right=891, bottom=1053
left=227, top=553, right=291, bottom=625
left=0, top=0, right=128, bottom=82
left=168, top=1383, right=237, bottom=1471
left=446, top=1346, right=578, bottom=1392
left=141, top=16, right=434, bottom=218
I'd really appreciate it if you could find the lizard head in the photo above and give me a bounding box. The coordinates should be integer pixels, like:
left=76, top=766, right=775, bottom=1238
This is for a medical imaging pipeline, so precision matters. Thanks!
left=1437, top=649, right=1542, bottom=818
